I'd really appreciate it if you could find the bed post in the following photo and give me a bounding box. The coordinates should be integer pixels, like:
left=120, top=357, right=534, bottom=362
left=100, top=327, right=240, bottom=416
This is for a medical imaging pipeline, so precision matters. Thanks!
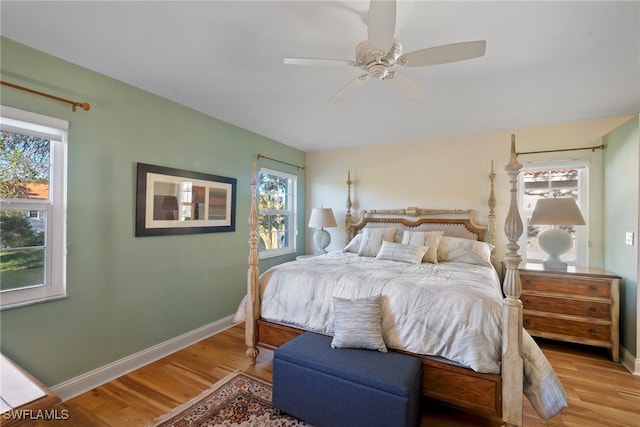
left=488, top=160, right=497, bottom=265
left=246, top=162, right=260, bottom=365
left=502, top=135, right=524, bottom=426
left=345, top=170, right=353, bottom=243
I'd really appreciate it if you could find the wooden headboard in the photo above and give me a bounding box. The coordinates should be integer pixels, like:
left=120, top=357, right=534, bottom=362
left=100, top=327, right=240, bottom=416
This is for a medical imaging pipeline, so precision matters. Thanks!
left=349, top=209, right=487, bottom=243
left=344, top=162, right=497, bottom=249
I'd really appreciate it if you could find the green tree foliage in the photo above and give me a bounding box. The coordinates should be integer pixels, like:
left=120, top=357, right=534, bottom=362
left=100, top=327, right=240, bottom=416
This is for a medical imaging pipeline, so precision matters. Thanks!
left=0, top=130, right=48, bottom=252
left=258, top=172, right=288, bottom=250
left=0, top=130, right=50, bottom=198
left=0, top=210, right=43, bottom=249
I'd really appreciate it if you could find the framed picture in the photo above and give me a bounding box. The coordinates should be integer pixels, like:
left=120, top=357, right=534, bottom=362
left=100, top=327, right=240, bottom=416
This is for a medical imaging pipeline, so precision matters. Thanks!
left=135, top=163, right=236, bottom=237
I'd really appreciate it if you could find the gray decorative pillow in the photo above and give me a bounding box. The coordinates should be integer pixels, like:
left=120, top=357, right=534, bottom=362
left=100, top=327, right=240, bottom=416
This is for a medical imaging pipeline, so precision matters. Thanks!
left=375, top=241, right=428, bottom=264
left=437, top=236, right=494, bottom=267
left=331, top=295, right=387, bottom=352
left=357, top=227, right=397, bottom=257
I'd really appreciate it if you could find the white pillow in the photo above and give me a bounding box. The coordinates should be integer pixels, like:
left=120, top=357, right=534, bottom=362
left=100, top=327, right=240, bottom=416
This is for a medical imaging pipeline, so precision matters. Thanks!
left=331, top=295, right=387, bottom=352
left=437, top=236, right=494, bottom=267
left=343, top=234, right=362, bottom=253
left=401, top=230, right=444, bottom=264
left=358, top=227, right=397, bottom=257
left=376, top=241, right=428, bottom=264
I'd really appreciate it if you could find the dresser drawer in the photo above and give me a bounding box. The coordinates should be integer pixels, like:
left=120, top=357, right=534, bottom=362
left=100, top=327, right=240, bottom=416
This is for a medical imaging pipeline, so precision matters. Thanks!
left=523, top=314, right=610, bottom=342
left=522, top=294, right=610, bottom=320
left=520, top=274, right=611, bottom=298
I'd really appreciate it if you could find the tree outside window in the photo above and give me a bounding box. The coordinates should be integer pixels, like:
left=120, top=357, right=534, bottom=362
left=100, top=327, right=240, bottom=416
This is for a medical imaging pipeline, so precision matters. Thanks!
left=0, top=130, right=50, bottom=292
left=257, top=168, right=296, bottom=257
left=1, top=107, right=67, bottom=309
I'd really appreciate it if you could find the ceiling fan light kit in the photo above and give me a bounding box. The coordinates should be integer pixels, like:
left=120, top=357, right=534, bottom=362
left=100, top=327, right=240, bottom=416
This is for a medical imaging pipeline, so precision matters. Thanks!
left=284, top=0, right=486, bottom=102
left=355, top=39, right=404, bottom=79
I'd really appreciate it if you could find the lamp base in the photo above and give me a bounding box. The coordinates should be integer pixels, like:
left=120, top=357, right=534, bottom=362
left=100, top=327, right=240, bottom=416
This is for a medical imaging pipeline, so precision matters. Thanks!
left=313, top=228, right=331, bottom=255
left=538, top=228, right=572, bottom=270
left=542, top=258, right=568, bottom=270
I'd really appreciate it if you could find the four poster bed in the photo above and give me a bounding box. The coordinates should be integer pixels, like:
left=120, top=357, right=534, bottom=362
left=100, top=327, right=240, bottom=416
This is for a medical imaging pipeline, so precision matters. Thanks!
left=244, top=138, right=568, bottom=426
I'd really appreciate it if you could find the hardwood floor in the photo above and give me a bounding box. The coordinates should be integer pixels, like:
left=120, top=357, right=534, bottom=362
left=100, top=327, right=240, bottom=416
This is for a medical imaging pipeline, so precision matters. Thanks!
left=31, top=324, right=640, bottom=426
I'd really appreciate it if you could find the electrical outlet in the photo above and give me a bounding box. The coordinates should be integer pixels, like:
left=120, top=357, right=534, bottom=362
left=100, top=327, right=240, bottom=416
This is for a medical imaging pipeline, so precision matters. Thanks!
left=626, top=232, right=635, bottom=246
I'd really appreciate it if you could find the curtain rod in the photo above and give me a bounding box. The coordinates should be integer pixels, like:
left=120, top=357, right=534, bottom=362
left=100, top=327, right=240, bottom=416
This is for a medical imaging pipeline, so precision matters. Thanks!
left=516, top=144, right=605, bottom=156
left=257, top=153, right=305, bottom=170
left=1, top=80, right=90, bottom=112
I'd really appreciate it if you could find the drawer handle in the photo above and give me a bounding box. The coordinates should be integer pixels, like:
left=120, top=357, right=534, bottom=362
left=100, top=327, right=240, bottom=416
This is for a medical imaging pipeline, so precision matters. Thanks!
left=524, top=299, right=532, bottom=306
left=589, top=328, right=597, bottom=336
left=589, top=306, right=597, bottom=313
left=524, top=319, right=531, bottom=327
left=524, top=279, right=532, bottom=285
left=588, top=285, right=598, bottom=292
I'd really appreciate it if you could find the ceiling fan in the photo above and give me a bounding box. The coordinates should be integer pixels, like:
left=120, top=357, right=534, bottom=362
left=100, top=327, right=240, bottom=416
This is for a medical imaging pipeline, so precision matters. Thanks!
left=284, top=0, right=486, bottom=103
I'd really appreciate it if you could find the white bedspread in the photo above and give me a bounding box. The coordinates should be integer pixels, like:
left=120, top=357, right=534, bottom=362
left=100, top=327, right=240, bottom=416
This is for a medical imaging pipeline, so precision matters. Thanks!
left=256, top=251, right=568, bottom=420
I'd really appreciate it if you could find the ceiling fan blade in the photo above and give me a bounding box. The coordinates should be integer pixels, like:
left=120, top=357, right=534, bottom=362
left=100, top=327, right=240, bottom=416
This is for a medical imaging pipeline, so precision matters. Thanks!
left=386, top=72, right=425, bottom=100
left=329, top=74, right=370, bottom=103
left=284, top=58, right=355, bottom=67
left=400, top=40, right=487, bottom=67
left=368, top=0, right=396, bottom=52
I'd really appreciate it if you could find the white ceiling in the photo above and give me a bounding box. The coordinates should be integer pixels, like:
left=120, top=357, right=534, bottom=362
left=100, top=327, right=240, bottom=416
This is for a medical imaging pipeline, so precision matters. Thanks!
left=1, top=1, right=638, bottom=152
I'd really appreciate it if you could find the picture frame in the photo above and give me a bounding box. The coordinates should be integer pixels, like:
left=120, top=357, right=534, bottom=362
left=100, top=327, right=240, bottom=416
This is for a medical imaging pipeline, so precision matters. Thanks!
left=135, top=163, right=236, bottom=237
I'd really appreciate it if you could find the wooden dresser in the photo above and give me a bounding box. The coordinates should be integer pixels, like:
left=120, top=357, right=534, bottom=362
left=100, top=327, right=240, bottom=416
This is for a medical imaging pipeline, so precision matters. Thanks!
left=519, top=263, right=621, bottom=362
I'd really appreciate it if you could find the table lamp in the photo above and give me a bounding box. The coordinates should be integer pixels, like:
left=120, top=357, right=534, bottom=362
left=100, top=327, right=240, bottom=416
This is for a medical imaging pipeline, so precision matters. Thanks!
left=308, top=207, right=337, bottom=254
left=529, top=197, right=585, bottom=270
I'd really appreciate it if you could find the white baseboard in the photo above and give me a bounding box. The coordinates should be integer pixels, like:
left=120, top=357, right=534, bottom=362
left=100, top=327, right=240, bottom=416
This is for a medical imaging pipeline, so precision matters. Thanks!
left=620, top=345, right=640, bottom=375
left=51, top=316, right=237, bottom=401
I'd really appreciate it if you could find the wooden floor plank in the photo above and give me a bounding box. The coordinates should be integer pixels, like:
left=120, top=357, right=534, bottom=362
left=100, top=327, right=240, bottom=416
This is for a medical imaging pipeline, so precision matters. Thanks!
left=29, top=325, right=639, bottom=426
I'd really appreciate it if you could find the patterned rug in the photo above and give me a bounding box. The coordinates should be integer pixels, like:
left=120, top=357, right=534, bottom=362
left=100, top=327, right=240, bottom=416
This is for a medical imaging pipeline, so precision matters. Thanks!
left=147, top=371, right=310, bottom=426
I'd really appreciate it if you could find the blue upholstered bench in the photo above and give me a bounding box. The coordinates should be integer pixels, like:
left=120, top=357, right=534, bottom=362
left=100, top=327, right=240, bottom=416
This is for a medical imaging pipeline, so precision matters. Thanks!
left=272, top=332, right=422, bottom=427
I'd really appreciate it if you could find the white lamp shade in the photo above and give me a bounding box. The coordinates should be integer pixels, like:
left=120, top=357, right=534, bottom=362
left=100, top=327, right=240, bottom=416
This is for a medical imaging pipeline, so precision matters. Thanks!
left=529, top=198, right=585, bottom=226
left=308, top=208, right=337, bottom=228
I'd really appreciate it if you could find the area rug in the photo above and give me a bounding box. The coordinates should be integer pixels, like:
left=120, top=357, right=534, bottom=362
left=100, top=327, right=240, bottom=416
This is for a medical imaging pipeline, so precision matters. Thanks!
left=147, top=371, right=310, bottom=426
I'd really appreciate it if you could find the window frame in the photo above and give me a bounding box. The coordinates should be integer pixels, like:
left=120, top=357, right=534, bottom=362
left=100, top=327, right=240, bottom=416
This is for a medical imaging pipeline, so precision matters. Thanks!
left=257, top=167, right=297, bottom=259
left=518, top=159, right=589, bottom=267
left=0, top=106, right=68, bottom=309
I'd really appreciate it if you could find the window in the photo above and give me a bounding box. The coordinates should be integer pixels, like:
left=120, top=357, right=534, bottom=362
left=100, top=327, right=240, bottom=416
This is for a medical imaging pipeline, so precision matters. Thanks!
left=257, top=168, right=297, bottom=258
left=1, top=106, right=68, bottom=309
left=520, top=161, right=588, bottom=266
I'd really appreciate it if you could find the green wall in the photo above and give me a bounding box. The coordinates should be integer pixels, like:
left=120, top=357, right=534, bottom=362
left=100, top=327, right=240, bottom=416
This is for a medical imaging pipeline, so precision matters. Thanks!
left=0, top=37, right=306, bottom=385
left=603, top=115, right=639, bottom=356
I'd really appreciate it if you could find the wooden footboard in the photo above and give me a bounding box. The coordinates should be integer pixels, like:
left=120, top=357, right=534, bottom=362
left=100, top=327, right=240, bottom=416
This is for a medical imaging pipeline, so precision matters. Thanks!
left=256, top=320, right=502, bottom=418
